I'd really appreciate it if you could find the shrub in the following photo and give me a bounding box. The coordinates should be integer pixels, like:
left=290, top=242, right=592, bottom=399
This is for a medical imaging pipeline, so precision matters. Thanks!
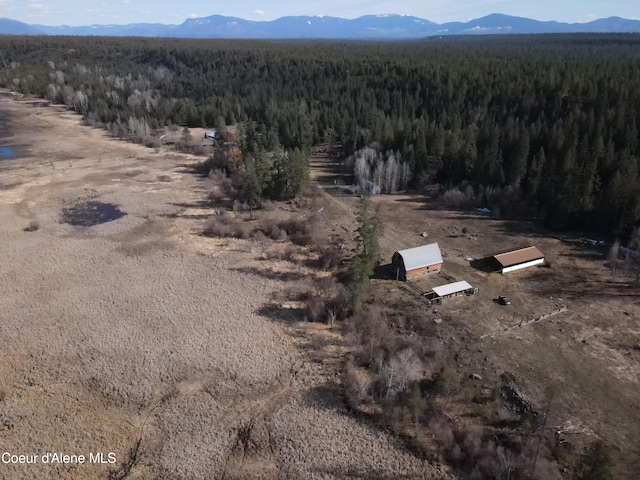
left=278, top=218, right=314, bottom=246
left=235, top=223, right=251, bottom=239
left=144, top=137, right=161, bottom=149
left=282, top=246, right=298, bottom=262
left=282, top=284, right=313, bottom=302
left=24, top=221, right=40, bottom=232
left=575, top=440, right=614, bottom=480
left=552, top=442, right=568, bottom=463
left=264, top=223, right=288, bottom=242
left=345, top=362, right=372, bottom=408
left=306, top=296, right=326, bottom=322
left=203, top=216, right=232, bottom=238
left=250, top=230, right=268, bottom=245
left=203, top=215, right=250, bottom=239
left=319, top=248, right=341, bottom=270
left=441, top=187, right=468, bottom=206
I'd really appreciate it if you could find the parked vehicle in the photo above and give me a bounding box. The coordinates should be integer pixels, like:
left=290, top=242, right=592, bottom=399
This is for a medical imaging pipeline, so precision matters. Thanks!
left=498, top=295, right=511, bottom=305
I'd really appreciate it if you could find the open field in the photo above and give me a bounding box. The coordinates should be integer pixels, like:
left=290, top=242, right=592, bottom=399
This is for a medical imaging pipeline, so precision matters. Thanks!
left=310, top=151, right=640, bottom=476
left=0, top=97, right=451, bottom=479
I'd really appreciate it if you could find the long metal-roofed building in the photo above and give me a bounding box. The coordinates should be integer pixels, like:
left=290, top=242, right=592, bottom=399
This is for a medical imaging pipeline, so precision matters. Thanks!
left=432, top=281, right=475, bottom=298
left=392, top=243, right=443, bottom=281
left=423, top=280, right=477, bottom=304
left=494, top=246, right=545, bottom=274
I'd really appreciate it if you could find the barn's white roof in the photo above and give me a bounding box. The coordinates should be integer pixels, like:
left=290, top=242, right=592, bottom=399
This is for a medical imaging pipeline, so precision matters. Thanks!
left=432, top=280, right=473, bottom=297
left=396, top=243, right=443, bottom=271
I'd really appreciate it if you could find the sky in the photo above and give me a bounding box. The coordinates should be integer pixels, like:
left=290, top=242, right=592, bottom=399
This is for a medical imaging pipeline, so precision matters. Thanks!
left=1, top=0, right=639, bottom=26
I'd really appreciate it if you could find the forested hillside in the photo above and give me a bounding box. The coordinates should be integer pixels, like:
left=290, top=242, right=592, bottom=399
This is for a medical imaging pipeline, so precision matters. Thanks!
left=2, top=35, right=639, bottom=235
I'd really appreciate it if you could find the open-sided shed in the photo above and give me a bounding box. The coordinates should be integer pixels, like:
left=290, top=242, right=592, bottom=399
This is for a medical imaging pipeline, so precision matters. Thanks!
left=424, top=280, right=477, bottom=303
left=494, top=246, right=545, bottom=273
left=392, top=243, right=443, bottom=281
left=432, top=280, right=475, bottom=298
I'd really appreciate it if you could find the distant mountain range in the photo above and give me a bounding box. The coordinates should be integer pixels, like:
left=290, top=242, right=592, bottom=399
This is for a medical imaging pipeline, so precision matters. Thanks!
left=1, top=13, right=640, bottom=39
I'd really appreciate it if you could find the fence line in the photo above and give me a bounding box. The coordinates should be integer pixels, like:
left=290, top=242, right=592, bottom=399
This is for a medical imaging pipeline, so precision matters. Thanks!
left=480, top=305, right=569, bottom=340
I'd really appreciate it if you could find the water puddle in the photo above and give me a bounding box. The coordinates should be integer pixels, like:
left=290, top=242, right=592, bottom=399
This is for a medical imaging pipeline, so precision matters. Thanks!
left=61, top=201, right=126, bottom=227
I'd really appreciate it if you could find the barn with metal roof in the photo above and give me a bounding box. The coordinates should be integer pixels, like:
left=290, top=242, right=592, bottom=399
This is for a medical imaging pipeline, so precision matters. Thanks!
left=392, top=243, right=443, bottom=281
left=494, top=246, right=545, bottom=273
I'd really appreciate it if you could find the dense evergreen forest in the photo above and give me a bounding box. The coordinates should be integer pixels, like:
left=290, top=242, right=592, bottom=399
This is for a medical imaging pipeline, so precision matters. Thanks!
left=1, top=35, right=640, bottom=236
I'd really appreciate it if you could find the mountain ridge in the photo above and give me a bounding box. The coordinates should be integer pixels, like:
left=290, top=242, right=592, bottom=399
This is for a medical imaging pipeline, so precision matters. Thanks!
left=1, top=13, right=639, bottom=38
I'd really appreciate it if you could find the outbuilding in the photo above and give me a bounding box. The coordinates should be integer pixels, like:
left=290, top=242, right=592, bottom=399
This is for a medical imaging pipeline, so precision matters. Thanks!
left=205, top=130, right=217, bottom=140
left=432, top=280, right=476, bottom=298
left=392, top=243, right=443, bottom=281
left=364, top=181, right=381, bottom=195
left=423, top=280, right=477, bottom=303
left=494, top=246, right=545, bottom=274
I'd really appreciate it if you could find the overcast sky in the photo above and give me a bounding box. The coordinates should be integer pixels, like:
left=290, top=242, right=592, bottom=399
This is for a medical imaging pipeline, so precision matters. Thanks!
left=3, top=0, right=639, bottom=26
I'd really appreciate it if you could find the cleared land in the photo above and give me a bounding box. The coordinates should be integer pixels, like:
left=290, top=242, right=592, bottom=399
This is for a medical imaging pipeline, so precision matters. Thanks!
left=0, top=98, right=451, bottom=479
left=311, top=150, right=640, bottom=477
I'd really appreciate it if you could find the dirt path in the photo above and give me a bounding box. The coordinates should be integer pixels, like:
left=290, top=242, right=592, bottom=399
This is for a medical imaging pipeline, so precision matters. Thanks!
left=311, top=165, right=414, bottom=255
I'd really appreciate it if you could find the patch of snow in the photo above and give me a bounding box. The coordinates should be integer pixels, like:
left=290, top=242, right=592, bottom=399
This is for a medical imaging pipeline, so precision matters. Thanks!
left=467, top=25, right=512, bottom=32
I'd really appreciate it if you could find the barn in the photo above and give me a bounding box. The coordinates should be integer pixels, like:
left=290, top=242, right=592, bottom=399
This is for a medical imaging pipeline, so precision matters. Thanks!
left=392, top=243, right=443, bottom=281
left=494, top=246, right=545, bottom=274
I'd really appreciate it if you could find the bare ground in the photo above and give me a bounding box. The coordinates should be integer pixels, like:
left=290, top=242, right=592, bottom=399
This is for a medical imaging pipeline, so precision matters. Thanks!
left=0, top=99, right=449, bottom=479
left=310, top=150, right=640, bottom=476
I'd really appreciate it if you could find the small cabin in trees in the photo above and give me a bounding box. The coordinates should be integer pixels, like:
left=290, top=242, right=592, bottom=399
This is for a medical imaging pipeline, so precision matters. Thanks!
left=392, top=243, right=443, bottom=281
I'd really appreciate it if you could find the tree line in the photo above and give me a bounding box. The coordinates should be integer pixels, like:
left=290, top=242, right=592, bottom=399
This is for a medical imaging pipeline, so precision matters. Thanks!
left=1, top=34, right=639, bottom=236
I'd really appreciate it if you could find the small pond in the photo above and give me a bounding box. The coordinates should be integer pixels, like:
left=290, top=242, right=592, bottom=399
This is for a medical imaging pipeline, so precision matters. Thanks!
left=61, top=201, right=126, bottom=227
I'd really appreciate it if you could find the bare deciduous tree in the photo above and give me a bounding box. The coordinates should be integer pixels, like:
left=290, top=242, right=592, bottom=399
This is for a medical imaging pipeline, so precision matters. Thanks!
left=350, top=146, right=410, bottom=193
left=382, top=348, right=423, bottom=400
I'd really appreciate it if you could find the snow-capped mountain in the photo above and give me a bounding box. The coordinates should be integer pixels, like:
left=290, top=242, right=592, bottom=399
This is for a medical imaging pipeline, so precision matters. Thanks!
left=2, top=13, right=639, bottom=39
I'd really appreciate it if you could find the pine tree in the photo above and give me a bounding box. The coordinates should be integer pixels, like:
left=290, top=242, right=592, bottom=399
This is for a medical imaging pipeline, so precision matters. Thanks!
left=242, top=158, right=262, bottom=211
left=576, top=440, right=614, bottom=480
left=348, top=195, right=383, bottom=313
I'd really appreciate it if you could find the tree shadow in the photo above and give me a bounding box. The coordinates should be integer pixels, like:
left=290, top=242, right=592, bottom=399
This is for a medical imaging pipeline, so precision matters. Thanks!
left=373, top=263, right=396, bottom=280
left=175, top=161, right=210, bottom=176
left=161, top=200, right=217, bottom=220
left=389, top=191, right=440, bottom=210
left=525, top=269, right=640, bottom=299
left=558, top=251, right=605, bottom=261
left=303, top=380, right=346, bottom=411
left=313, top=465, right=416, bottom=479
left=232, top=266, right=310, bottom=283
left=256, top=303, right=305, bottom=325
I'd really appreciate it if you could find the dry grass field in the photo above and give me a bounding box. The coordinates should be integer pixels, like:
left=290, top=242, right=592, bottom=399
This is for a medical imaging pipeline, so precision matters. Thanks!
left=311, top=152, right=640, bottom=477
left=0, top=96, right=452, bottom=480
